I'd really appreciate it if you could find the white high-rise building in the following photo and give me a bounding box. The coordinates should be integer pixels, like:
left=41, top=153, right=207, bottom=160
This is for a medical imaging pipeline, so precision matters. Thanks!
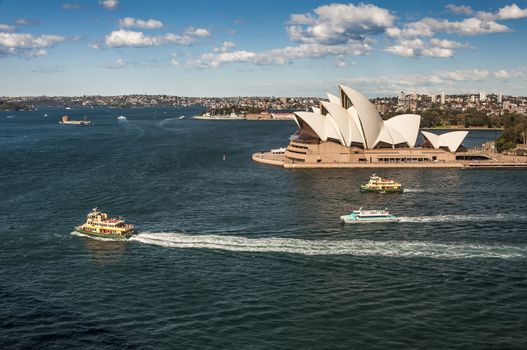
left=498, top=93, right=503, bottom=103
left=479, top=91, right=486, bottom=101
left=471, top=95, right=475, bottom=103
left=441, top=92, right=445, bottom=105
left=430, top=94, right=436, bottom=103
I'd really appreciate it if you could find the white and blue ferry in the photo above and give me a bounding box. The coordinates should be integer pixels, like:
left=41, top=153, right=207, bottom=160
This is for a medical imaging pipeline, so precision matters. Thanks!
left=340, top=208, right=399, bottom=224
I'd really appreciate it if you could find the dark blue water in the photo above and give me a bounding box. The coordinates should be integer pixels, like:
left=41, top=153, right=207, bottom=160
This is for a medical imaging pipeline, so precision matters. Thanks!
left=1, top=108, right=526, bottom=349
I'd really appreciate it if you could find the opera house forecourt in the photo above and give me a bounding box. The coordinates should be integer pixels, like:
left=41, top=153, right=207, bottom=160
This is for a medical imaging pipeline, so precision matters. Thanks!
left=253, top=84, right=527, bottom=169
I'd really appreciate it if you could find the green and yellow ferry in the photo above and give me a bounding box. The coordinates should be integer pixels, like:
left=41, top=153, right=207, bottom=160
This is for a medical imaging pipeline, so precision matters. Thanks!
left=360, top=174, right=403, bottom=193
left=75, top=208, right=136, bottom=240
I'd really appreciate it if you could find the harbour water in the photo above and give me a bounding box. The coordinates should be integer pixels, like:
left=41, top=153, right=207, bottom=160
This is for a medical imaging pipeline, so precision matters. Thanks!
left=1, top=107, right=526, bottom=349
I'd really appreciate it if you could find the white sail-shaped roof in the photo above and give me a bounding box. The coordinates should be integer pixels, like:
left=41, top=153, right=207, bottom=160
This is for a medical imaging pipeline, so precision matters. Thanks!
left=384, top=114, right=421, bottom=148
left=291, top=85, right=466, bottom=153
left=294, top=112, right=327, bottom=140
left=421, top=130, right=468, bottom=152
left=348, top=106, right=366, bottom=145
left=293, top=112, right=342, bottom=144
left=339, top=85, right=383, bottom=149
left=321, top=101, right=364, bottom=146
left=327, top=93, right=341, bottom=106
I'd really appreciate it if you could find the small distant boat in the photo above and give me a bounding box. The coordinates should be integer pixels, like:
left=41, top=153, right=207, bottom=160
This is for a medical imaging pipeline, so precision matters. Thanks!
left=59, top=115, right=92, bottom=126
left=75, top=208, right=136, bottom=240
left=340, top=208, right=399, bottom=224
left=44, top=113, right=48, bottom=117
left=117, top=115, right=127, bottom=120
left=360, top=174, right=403, bottom=193
left=65, top=107, right=71, bottom=110
left=178, top=115, right=185, bottom=119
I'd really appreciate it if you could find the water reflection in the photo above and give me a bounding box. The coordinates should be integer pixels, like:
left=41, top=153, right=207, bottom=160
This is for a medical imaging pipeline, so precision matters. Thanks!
left=81, top=236, right=127, bottom=265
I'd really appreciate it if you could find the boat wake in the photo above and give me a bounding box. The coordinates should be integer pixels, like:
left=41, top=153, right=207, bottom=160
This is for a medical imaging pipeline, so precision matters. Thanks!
left=399, top=213, right=527, bottom=223
left=157, top=117, right=182, bottom=127
left=70, top=231, right=124, bottom=242
left=129, top=232, right=526, bottom=259
left=403, top=188, right=427, bottom=193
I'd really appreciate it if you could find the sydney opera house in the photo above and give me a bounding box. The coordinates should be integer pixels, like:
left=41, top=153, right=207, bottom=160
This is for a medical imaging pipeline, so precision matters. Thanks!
left=253, top=84, right=473, bottom=168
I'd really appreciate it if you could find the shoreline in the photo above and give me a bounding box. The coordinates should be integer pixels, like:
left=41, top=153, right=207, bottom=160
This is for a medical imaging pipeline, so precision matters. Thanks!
left=252, top=151, right=527, bottom=169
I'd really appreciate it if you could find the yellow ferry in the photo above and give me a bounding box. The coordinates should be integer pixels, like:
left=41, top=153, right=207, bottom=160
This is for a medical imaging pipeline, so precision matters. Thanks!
left=359, top=174, right=403, bottom=193
left=60, top=115, right=93, bottom=126
left=75, top=208, right=136, bottom=240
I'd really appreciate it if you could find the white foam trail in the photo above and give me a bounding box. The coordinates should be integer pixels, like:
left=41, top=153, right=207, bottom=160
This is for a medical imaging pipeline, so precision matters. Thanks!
left=71, top=231, right=123, bottom=242
left=129, top=232, right=526, bottom=259
left=399, top=213, right=527, bottom=223
left=403, top=188, right=426, bottom=193
left=157, top=118, right=180, bottom=127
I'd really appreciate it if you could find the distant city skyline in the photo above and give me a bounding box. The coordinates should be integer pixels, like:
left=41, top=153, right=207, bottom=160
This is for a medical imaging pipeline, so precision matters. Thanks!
left=1, top=0, right=527, bottom=97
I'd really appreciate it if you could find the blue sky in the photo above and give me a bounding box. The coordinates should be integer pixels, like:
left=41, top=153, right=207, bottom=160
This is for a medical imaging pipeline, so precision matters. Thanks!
left=1, top=0, right=527, bottom=97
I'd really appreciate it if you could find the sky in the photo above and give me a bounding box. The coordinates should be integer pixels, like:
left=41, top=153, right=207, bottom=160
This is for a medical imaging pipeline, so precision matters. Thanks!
left=1, top=0, right=527, bottom=97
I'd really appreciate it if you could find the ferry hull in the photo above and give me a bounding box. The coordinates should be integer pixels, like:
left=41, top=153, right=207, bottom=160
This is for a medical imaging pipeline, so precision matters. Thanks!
left=74, top=227, right=135, bottom=240
left=359, top=186, right=403, bottom=193
left=340, top=216, right=400, bottom=224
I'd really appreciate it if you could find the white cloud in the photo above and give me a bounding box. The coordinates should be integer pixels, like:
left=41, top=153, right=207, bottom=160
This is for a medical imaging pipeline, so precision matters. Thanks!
left=62, top=3, right=81, bottom=10
left=287, top=3, right=395, bottom=45
left=0, top=24, right=15, bottom=32
left=429, top=38, right=463, bottom=49
left=106, top=30, right=156, bottom=47
left=344, top=68, right=495, bottom=95
left=213, top=41, right=235, bottom=52
left=184, top=27, right=211, bottom=37
left=289, top=13, right=316, bottom=25
left=105, top=28, right=209, bottom=47
left=170, top=54, right=179, bottom=66
left=439, top=68, right=489, bottom=81
left=163, top=33, right=196, bottom=45
left=89, top=42, right=100, bottom=50
left=15, top=18, right=39, bottom=26
left=0, top=32, right=65, bottom=48
left=335, top=55, right=347, bottom=68
left=99, top=0, right=118, bottom=10
left=119, top=17, right=163, bottom=30
left=107, top=58, right=127, bottom=69
left=497, top=3, right=527, bottom=20
left=445, top=4, right=473, bottom=15
left=494, top=69, right=511, bottom=79
left=388, top=17, right=510, bottom=38
left=187, top=41, right=372, bottom=69
left=385, top=38, right=463, bottom=58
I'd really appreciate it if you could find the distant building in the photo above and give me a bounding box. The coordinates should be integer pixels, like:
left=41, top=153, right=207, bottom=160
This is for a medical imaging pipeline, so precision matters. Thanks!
left=441, top=92, right=445, bottom=105
left=479, top=91, right=486, bottom=102
left=498, top=93, right=503, bottom=104
left=471, top=95, right=475, bottom=103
